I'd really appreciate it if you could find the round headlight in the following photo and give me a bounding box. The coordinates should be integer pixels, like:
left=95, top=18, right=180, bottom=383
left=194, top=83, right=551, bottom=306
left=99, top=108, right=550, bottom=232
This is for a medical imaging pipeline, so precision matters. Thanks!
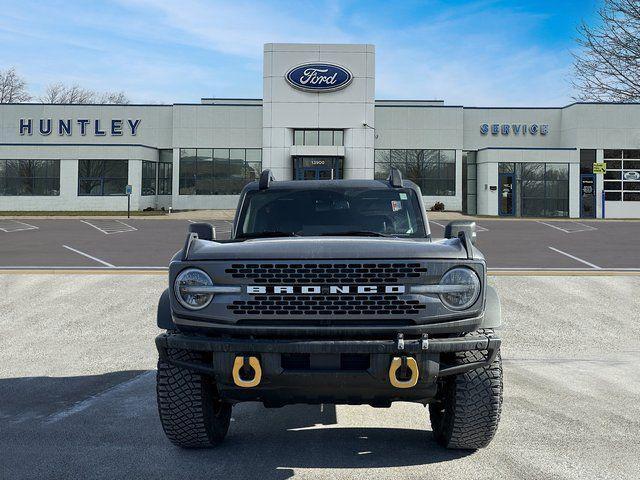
left=174, top=268, right=214, bottom=310
left=439, top=268, right=481, bottom=310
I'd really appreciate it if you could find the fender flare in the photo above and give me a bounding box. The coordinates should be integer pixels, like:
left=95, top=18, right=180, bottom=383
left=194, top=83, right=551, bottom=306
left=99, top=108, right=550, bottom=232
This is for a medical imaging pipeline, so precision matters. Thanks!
left=157, top=288, right=176, bottom=330
left=480, top=284, right=502, bottom=329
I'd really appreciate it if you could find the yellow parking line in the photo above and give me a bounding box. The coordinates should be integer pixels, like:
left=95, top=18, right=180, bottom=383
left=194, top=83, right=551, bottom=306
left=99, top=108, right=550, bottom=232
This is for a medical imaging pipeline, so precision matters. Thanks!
left=489, top=270, right=640, bottom=276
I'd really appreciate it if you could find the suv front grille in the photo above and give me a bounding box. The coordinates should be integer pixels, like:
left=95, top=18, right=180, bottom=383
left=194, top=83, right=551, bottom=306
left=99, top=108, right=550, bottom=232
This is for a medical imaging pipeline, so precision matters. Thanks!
left=224, top=263, right=428, bottom=284
left=227, top=293, right=426, bottom=316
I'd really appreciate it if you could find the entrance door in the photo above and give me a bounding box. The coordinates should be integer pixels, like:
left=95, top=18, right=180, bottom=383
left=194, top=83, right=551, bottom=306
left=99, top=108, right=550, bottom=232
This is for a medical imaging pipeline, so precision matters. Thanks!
left=580, top=174, right=596, bottom=218
left=301, top=166, right=334, bottom=180
left=498, top=173, right=515, bottom=216
left=294, top=157, right=343, bottom=180
left=303, top=168, right=318, bottom=180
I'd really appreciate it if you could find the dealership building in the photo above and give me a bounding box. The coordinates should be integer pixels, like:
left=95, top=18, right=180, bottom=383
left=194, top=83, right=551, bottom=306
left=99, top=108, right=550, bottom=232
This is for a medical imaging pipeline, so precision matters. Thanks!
left=1, top=43, right=640, bottom=218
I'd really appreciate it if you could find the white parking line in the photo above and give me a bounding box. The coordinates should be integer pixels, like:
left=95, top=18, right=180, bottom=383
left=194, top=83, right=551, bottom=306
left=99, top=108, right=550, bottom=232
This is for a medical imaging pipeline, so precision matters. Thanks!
left=81, top=219, right=137, bottom=234
left=429, top=220, right=487, bottom=231
left=490, top=267, right=640, bottom=271
left=548, top=246, right=602, bottom=269
left=537, top=220, right=597, bottom=233
left=62, top=245, right=116, bottom=268
left=45, top=371, right=154, bottom=423
left=0, top=266, right=167, bottom=271
left=572, top=222, right=598, bottom=232
left=0, top=220, right=39, bottom=233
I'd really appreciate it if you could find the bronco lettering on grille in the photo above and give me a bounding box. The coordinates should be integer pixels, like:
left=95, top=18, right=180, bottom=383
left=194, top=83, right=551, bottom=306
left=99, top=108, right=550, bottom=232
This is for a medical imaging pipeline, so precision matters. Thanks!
left=246, top=285, right=406, bottom=294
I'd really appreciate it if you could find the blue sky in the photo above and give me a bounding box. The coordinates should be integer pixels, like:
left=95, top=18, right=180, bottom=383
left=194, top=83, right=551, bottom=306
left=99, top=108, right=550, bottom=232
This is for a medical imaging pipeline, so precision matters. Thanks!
left=0, top=0, right=599, bottom=105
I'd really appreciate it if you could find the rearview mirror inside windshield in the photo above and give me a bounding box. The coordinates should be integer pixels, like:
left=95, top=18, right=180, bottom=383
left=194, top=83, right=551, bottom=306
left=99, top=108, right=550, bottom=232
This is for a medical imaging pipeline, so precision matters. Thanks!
left=315, top=199, right=350, bottom=212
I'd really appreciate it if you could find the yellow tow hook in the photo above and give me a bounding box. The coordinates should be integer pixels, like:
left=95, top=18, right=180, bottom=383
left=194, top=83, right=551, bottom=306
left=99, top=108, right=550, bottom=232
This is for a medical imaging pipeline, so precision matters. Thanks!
left=389, top=356, right=419, bottom=389
left=232, top=356, right=262, bottom=388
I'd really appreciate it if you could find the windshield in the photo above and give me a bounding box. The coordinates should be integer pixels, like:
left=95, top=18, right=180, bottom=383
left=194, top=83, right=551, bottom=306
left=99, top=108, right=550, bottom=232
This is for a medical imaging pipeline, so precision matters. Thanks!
left=236, top=187, right=427, bottom=238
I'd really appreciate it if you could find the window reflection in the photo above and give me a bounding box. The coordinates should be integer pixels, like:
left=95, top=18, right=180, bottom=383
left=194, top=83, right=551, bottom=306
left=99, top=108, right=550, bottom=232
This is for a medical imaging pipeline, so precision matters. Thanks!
left=374, top=149, right=456, bottom=196
left=0, top=159, right=60, bottom=196
left=179, top=148, right=262, bottom=195
left=142, top=161, right=157, bottom=196
left=293, top=129, right=344, bottom=146
left=78, top=160, right=128, bottom=196
left=499, top=162, right=569, bottom=216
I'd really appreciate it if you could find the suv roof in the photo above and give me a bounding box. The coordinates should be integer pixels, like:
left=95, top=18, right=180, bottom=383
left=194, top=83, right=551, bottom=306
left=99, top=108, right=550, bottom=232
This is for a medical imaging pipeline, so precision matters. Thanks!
left=245, top=179, right=418, bottom=190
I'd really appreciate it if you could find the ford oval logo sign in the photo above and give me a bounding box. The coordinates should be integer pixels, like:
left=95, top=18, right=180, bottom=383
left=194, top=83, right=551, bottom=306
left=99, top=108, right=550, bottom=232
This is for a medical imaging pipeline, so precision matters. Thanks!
left=285, top=63, right=353, bottom=92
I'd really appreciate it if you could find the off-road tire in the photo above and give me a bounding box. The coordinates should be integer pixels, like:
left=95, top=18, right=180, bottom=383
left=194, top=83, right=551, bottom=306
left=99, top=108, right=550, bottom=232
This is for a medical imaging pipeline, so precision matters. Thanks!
left=429, top=329, right=503, bottom=450
left=157, top=348, right=231, bottom=448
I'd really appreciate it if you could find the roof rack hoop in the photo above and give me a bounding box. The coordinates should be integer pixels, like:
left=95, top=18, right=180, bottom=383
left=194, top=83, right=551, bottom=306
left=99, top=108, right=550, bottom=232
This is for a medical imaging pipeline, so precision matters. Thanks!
left=388, top=167, right=403, bottom=188
left=259, top=169, right=275, bottom=190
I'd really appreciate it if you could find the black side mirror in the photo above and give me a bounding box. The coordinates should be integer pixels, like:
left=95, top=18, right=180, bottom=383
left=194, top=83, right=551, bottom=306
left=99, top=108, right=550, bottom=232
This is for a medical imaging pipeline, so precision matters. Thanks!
left=444, top=220, right=477, bottom=245
left=188, top=222, right=216, bottom=241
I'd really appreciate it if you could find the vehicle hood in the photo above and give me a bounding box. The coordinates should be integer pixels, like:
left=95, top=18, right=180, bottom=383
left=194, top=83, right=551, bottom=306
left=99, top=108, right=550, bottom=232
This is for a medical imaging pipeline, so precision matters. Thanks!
left=185, top=236, right=477, bottom=261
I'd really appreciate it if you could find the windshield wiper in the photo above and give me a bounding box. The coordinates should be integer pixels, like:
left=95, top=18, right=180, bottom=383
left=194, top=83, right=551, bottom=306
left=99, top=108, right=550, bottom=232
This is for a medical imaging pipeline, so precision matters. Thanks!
left=237, top=231, right=300, bottom=239
left=320, top=230, right=390, bottom=237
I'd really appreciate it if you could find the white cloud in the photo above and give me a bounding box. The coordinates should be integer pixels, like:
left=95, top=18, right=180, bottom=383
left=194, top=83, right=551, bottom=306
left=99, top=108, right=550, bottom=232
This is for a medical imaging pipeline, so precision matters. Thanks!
left=118, top=0, right=575, bottom=105
left=115, top=0, right=354, bottom=57
left=0, top=0, right=578, bottom=104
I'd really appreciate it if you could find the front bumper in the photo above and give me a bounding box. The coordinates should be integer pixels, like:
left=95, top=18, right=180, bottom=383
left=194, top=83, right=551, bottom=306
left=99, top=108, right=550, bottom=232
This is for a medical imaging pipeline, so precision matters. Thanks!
left=155, top=332, right=500, bottom=406
left=171, top=312, right=487, bottom=337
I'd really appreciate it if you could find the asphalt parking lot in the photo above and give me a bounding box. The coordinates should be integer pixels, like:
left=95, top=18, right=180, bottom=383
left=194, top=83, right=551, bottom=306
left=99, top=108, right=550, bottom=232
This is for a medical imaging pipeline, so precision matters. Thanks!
left=0, top=217, right=639, bottom=272
left=1, top=273, right=639, bottom=480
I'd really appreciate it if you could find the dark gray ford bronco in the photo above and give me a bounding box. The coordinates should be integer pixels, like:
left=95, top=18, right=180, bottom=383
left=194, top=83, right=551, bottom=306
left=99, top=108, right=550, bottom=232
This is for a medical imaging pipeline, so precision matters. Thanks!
left=155, top=168, right=502, bottom=450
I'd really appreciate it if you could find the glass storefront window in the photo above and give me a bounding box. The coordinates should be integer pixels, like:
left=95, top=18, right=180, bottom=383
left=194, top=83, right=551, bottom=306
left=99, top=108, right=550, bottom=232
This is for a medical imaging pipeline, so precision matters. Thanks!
left=580, top=149, right=596, bottom=174
left=462, top=151, right=477, bottom=215
left=318, top=131, right=333, bottom=146
left=158, top=163, right=172, bottom=195
left=179, top=148, right=262, bottom=195
left=498, top=163, right=515, bottom=173
left=78, top=160, right=128, bottom=196
left=304, top=130, right=319, bottom=146
left=374, top=150, right=390, bottom=180
left=142, top=161, right=157, bottom=196
left=178, top=149, right=197, bottom=195
left=0, top=159, right=60, bottom=196
left=293, top=129, right=344, bottom=146
left=195, top=149, right=213, bottom=195
left=374, top=149, right=456, bottom=196
left=157, top=149, right=173, bottom=195
left=498, top=162, right=569, bottom=217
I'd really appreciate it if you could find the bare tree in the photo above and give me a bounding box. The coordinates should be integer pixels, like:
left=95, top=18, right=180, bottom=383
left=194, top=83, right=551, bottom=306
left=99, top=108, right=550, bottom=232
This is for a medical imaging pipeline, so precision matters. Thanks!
left=40, top=82, right=131, bottom=104
left=572, top=0, right=640, bottom=101
left=96, top=90, right=130, bottom=104
left=0, top=67, right=32, bottom=103
left=40, top=83, right=95, bottom=104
